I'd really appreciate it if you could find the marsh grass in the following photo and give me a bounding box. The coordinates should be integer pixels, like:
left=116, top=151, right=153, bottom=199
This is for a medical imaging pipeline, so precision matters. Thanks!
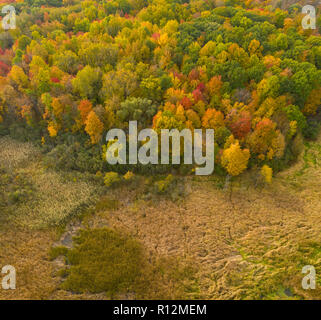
left=0, top=137, right=101, bottom=229
left=1, top=135, right=321, bottom=299
left=6, top=163, right=98, bottom=229
left=0, top=137, right=39, bottom=169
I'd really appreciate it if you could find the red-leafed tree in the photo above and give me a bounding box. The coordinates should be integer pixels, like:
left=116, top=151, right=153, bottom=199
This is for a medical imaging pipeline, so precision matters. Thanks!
left=0, top=61, right=10, bottom=76
left=227, top=110, right=252, bottom=139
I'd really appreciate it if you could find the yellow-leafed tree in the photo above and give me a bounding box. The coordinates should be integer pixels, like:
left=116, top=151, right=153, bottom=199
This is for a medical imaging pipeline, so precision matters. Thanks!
left=221, top=141, right=250, bottom=176
left=8, top=65, right=29, bottom=90
left=303, top=88, right=321, bottom=116
left=261, top=165, right=272, bottom=184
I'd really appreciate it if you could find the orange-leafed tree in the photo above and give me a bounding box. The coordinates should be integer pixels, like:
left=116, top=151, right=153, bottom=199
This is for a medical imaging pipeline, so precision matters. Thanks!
left=85, top=110, right=104, bottom=144
left=207, top=76, right=223, bottom=97
left=78, top=99, right=93, bottom=125
left=247, top=118, right=285, bottom=160
left=202, top=108, right=224, bottom=129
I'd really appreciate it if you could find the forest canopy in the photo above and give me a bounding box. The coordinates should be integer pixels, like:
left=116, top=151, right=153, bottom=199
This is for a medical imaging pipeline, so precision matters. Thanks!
left=0, top=0, right=321, bottom=178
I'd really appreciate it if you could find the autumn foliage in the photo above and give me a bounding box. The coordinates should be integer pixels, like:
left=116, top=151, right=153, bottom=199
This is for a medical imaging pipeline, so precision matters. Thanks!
left=221, top=141, right=250, bottom=176
left=85, top=111, right=104, bottom=144
left=0, top=0, right=320, bottom=178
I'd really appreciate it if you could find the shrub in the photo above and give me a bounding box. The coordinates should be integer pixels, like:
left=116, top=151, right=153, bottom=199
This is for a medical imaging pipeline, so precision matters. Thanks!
left=44, top=142, right=104, bottom=173
left=123, top=171, right=134, bottom=181
left=303, top=119, right=321, bottom=141
left=95, top=196, right=119, bottom=211
left=154, top=174, right=174, bottom=194
left=290, top=134, right=304, bottom=158
left=104, top=172, right=121, bottom=187
left=150, top=174, right=186, bottom=201
left=49, top=246, right=69, bottom=261
left=261, top=165, right=272, bottom=184
left=60, top=228, right=145, bottom=296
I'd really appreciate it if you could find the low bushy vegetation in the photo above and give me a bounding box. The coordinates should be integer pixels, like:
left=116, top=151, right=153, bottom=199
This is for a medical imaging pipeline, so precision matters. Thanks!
left=51, top=228, right=145, bottom=296
left=50, top=228, right=198, bottom=299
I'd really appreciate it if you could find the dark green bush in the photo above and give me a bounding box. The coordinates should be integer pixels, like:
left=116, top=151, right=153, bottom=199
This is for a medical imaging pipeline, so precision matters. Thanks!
left=44, top=142, right=104, bottom=173
left=303, top=118, right=321, bottom=141
left=59, top=228, right=145, bottom=296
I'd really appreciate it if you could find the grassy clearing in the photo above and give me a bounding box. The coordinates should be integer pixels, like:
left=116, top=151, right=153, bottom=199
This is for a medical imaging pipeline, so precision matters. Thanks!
left=0, top=228, right=57, bottom=300
left=11, top=164, right=98, bottom=229
left=0, top=136, right=103, bottom=299
left=0, top=137, right=100, bottom=229
left=1, top=135, right=321, bottom=299
left=76, top=137, right=321, bottom=299
left=0, top=137, right=38, bottom=170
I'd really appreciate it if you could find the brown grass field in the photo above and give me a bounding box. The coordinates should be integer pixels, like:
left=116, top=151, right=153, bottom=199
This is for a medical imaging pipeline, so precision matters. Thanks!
left=0, top=135, right=320, bottom=300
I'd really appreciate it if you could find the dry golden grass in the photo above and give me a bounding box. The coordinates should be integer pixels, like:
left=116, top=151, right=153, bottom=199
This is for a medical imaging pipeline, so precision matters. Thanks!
left=11, top=162, right=97, bottom=229
left=0, top=137, right=98, bottom=229
left=0, top=137, right=38, bottom=170
left=0, top=137, right=102, bottom=299
left=0, top=228, right=57, bottom=300
left=0, top=227, right=113, bottom=300
left=0, top=135, right=321, bottom=299
left=84, top=135, right=321, bottom=299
